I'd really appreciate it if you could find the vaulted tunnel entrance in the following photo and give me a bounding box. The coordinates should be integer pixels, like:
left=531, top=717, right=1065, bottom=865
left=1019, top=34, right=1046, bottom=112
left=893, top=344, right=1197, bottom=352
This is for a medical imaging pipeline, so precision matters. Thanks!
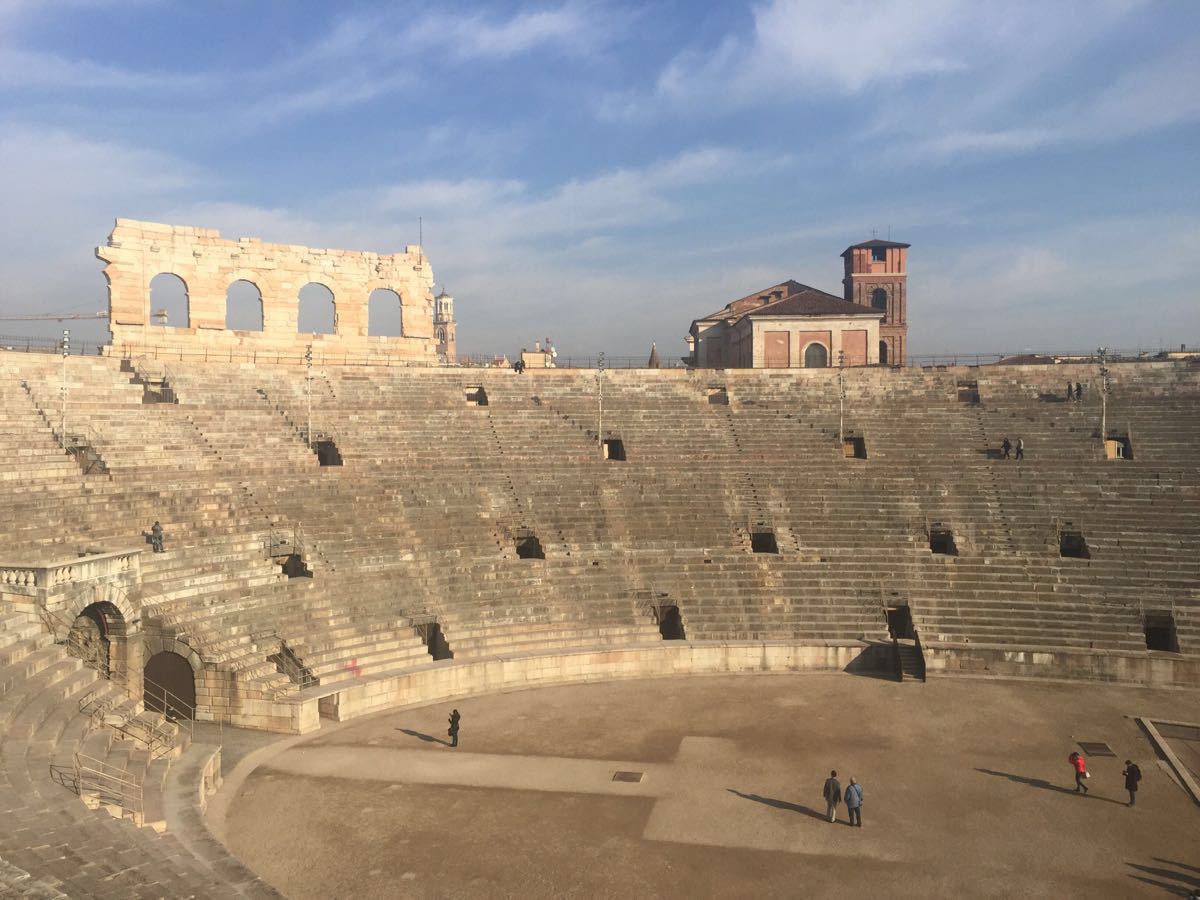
left=143, top=651, right=196, bottom=721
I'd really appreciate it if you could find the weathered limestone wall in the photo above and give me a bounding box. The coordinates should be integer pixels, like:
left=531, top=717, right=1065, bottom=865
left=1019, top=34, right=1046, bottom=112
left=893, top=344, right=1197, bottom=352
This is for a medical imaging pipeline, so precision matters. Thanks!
left=97, top=219, right=439, bottom=364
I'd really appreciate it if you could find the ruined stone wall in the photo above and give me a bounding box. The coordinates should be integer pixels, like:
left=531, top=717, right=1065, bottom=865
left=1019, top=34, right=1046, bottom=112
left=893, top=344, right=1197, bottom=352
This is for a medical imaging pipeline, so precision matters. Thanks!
left=97, top=219, right=439, bottom=364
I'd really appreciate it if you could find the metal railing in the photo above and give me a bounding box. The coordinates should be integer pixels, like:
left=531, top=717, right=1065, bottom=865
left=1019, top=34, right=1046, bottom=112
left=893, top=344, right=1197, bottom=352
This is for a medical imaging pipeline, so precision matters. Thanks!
left=73, top=751, right=143, bottom=818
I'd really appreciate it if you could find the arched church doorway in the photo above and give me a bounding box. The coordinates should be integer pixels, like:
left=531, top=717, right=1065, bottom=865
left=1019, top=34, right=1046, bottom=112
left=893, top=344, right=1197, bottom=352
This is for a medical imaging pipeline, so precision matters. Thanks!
left=879, top=341, right=889, bottom=366
left=144, top=651, right=196, bottom=720
left=803, top=342, right=829, bottom=368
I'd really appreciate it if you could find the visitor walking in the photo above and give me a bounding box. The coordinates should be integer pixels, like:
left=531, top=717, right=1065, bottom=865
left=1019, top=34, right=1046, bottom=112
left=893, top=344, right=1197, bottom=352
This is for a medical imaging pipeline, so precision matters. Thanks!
left=1122, top=760, right=1142, bottom=806
left=1069, top=751, right=1089, bottom=793
left=1075, top=381, right=1083, bottom=402
left=149, top=521, right=164, bottom=553
left=823, top=770, right=842, bottom=823
left=844, top=777, right=864, bottom=827
left=1015, top=437, right=1024, bottom=461
left=448, top=709, right=461, bottom=748
left=1001, top=437, right=1012, bottom=460
left=1066, top=381, right=1074, bottom=402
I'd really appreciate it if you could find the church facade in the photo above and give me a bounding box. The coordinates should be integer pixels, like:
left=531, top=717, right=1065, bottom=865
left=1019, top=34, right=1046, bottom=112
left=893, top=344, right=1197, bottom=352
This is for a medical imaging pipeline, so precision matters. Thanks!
left=686, top=239, right=909, bottom=369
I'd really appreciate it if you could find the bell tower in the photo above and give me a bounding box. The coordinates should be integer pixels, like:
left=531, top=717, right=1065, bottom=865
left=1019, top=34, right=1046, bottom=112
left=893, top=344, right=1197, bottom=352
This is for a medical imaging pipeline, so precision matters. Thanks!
left=842, top=238, right=909, bottom=366
left=433, top=286, right=456, bottom=364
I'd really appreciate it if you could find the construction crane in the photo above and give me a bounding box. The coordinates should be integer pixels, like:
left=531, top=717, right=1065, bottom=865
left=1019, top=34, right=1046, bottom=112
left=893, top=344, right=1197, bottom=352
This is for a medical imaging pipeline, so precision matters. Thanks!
left=0, top=311, right=108, bottom=321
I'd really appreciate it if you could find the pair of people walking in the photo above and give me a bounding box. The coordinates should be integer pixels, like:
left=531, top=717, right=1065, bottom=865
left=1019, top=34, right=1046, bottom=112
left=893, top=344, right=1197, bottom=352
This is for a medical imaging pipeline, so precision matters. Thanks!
left=822, top=770, right=863, bottom=826
left=1000, top=437, right=1024, bottom=460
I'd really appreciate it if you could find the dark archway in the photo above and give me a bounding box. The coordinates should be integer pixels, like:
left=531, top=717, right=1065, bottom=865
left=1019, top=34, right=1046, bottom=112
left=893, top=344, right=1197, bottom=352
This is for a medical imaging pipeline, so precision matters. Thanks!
left=298, top=282, right=336, bottom=335
left=149, top=273, right=189, bottom=327
left=879, top=340, right=889, bottom=366
left=803, top=342, right=829, bottom=368
left=871, top=287, right=888, bottom=311
left=144, top=650, right=196, bottom=720
left=368, top=288, right=403, bottom=337
left=68, top=600, right=124, bottom=677
left=226, top=279, right=264, bottom=331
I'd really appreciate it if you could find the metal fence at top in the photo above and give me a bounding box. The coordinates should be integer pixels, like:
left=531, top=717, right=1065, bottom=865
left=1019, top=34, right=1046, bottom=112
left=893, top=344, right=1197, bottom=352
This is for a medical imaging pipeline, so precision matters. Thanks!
left=0, top=334, right=1193, bottom=369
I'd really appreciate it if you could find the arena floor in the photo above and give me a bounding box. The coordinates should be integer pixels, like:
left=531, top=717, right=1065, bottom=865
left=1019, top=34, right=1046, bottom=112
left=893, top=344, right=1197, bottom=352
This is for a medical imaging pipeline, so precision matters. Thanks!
left=216, top=674, right=1199, bottom=899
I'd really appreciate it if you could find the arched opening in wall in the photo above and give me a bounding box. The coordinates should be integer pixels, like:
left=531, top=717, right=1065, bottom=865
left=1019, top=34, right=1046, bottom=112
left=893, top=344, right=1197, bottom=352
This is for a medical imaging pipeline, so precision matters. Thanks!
left=871, top=288, right=888, bottom=311
left=368, top=288, right=403, bottom=337
left=879, top=341, right=889, bottom=366
left=226, top=280, right=264, bottom=331
left=144, top=651, right=196, bottom=720
left=803, top=342, right=829, bottom=368
left=298, top=283, right=336, bottom=335
left=68, top=601, right=124, bottom=676
left=149, top=273, right=189, bottom=328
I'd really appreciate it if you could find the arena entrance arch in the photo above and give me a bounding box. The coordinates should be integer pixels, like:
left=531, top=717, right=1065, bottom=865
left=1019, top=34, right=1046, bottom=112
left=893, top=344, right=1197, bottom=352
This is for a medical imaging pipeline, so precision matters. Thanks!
left=144, top=651, right=196, bottom=720
left=68, top=601, right=125, bottom=677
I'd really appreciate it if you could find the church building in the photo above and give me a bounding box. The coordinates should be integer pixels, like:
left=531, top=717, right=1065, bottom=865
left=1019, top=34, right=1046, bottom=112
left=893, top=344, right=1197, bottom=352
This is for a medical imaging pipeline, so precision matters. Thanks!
left=686, top=239, right=909, bottom=368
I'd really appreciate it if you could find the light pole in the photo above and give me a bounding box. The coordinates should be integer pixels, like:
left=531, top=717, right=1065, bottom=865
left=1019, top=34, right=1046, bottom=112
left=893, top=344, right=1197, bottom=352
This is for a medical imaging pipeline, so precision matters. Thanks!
left=596, top=351, right=606, bottom=458
left=304, top=344, right=313, bottom=447
left=1098, top=346, right=1109, bottom=450
left=837, top=349, right=846, bottom=446
left=60, top=328, right=69, bottom=449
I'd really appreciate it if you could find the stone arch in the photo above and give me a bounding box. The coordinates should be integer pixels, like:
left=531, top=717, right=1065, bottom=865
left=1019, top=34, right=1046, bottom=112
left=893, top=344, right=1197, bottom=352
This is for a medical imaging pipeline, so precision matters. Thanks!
left=226, top=279, right=264, bottom=331
left=803, top=342, right=829, bottom=368
left=68, top=600, right=125, bottom=676
left=298, top=282, right=336, bottom=335
left=871, top=287, right=888, bottom=311
left=143, top=650, right=196, bottom=720
left=879, top=340, right=889, bottom=366
left=61, top=583, right=136, bottom=627
left=367, top=287, right=403, bottom=337
left=149, top=272, right=189, bottom=327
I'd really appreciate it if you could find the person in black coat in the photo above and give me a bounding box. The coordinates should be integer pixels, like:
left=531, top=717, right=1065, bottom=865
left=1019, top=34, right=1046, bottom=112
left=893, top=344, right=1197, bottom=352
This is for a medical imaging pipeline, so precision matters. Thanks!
left=1122, top=759, right=1142, bottom=806
left=1001, top=437, right=1012, bottom=460
left=823, top=770, right=842, bottom=823
left=448, top=709, right=461, bottom=748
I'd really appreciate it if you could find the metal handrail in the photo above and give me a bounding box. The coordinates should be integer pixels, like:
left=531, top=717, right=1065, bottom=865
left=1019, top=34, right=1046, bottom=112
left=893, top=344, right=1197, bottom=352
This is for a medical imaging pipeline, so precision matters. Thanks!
left=73, top=751, right=144, bottom=816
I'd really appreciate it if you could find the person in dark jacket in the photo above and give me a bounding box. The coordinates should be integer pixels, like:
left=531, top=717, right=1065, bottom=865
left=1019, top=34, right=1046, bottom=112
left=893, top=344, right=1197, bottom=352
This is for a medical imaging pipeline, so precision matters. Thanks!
left=823, top=770, right=842, bottom=823
left=1075, top=381, right=1083, bottom=402
left=1122, top=760, right=1142, bottom=806
left=1066, top=381, right=1074, bottom=402
left=149, top=521, right=164, bottom=553
left=448, top=709, right=461, bottom=748
left=1001, top=437, right=1012, bottom=460
left=1015, top=437, right=1024, bottom=461
left=844, top=777, right=864, bottom=827
left=1069, top=751, right=1088, bottom=793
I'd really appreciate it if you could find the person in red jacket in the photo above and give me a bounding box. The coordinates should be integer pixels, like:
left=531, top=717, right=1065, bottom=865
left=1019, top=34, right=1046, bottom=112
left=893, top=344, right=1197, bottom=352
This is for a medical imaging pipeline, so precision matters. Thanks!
left=1069, top=751, right=1089, bottom=793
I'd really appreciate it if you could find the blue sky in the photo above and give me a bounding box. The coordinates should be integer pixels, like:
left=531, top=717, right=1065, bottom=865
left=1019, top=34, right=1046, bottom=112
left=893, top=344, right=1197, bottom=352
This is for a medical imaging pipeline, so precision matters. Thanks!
left=1, top=0, right=1197, bottom=359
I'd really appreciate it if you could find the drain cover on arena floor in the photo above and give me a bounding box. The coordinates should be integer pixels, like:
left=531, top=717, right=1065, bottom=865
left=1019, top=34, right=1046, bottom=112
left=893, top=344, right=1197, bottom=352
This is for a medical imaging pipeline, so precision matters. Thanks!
left=612, top=771, right=644, bottom=783
left=1078, top=742, right=1116, bottom=757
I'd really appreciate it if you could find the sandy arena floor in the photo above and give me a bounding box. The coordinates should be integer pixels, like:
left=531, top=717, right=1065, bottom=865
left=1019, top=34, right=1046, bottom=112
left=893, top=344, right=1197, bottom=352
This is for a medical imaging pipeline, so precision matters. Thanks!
left=217, top=673, right=1200, bottom=899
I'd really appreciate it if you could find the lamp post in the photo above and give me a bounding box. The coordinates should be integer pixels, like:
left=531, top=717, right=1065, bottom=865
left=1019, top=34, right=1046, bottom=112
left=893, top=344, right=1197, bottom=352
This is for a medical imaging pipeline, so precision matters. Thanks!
left=597, top=351, right=606, bottom=459
left=60, top=328, right=69, bottom=449
left=1098, top=346, right=1109, bottom=450
left=304, top=344, right=313, bottom=447
left=837, top=349, right=846, bottom=446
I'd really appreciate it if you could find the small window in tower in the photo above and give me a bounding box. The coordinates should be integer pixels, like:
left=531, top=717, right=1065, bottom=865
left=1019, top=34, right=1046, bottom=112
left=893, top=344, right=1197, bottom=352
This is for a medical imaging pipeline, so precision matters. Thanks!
left=871, top=288, right=888, bottom=310
left=602, top=438, right=626, bottom=461
left=929, top=524, right=958, bottom=556
left=872, top=247, right=887, bottom=263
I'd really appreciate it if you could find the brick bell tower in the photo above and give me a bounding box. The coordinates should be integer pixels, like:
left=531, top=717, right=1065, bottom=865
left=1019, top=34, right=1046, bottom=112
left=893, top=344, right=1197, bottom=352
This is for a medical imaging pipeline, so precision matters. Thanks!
left=842, top=238, right=910, bottom=366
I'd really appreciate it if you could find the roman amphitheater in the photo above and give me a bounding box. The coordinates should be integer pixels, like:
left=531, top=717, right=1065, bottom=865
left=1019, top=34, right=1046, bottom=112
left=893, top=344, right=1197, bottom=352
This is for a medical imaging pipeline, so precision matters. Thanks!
left=1, top=221, right=1197, bottom=898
